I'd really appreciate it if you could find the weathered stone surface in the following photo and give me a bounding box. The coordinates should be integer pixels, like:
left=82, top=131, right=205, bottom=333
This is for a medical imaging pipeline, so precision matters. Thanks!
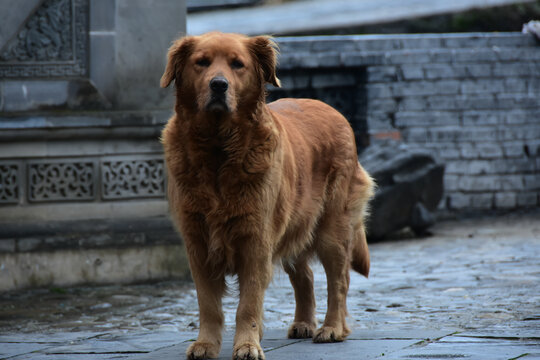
left=359, top=141, right=444, bottom=239
left=1, top=215, right=539, bottom=359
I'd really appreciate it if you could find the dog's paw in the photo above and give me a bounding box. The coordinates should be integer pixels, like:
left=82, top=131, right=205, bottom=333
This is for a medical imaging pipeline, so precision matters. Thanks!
left=233, top=342, right=265, bottom=360
left=312, top=326, right=346, bottom=343
left=288, top=321, right=316, bottom=339
left=186, top=341, right=220, bottom=359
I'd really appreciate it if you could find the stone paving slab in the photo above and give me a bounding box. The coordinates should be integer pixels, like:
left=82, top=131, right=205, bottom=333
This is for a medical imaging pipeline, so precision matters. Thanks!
left=1, top=213, right=539, bottom=359
left=126, top=329, right=450, bottom=360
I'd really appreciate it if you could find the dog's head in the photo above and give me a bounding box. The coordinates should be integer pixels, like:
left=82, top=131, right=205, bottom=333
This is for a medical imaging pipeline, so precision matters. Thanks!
left=161, top=32, right=281, bottom=115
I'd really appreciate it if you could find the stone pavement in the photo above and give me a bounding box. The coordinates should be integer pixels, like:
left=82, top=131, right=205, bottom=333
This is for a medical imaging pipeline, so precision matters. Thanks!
left=1, top=212, right=539, bottom=359
left=187, top=0, right=534, bottom=35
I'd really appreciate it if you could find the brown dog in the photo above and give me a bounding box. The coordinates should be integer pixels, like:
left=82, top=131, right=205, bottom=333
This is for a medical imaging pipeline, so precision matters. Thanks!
left=161, top=32, right=374, bottom=360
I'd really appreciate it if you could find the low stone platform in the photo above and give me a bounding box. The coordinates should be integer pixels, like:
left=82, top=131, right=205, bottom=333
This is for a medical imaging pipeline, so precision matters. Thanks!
left=1, top=213, right=538, bottom=359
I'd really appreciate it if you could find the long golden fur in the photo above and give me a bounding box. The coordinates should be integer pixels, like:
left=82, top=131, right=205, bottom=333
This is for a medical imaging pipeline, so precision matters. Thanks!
left=161, top=32, right=374, bottom=360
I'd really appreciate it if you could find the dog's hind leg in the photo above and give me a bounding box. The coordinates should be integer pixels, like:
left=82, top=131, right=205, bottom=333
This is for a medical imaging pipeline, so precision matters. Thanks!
left=313, top=216, right=352, bottom=343
left=283, top=255, right=317, bottom=339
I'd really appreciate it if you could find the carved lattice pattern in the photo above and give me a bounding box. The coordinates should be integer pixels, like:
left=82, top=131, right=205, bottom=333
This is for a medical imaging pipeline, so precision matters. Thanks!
left=101, top=160, right=165, bottom=199
left=28, top=162, right=95, bottom=202
left=0, top=164, right=19, bottom=204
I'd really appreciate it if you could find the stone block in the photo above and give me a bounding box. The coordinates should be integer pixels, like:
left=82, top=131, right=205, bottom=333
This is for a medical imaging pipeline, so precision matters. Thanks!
left=114, top=0, right=185, bottom=110
left=400, top=37, right=442, bottom=50
left=471, top=193, right=494, bottom=209
left=503, top=110, right=533, bottom=125
left=423, top=64, right=462, bottom=79
left=0, top=239, right=15, bottom=253
left=493, top=158, right=536, bottom=174
left=367, top=84, right=392, bottom=99
left=460, top=79, right=505, bottom=94
left=392, top=80, right=459, bottom=97
left=455, top=94, right=499, bottom=111
left=275, top=39, right=312, bottom=53
left=384, top=50, right=432, bottom=64
left=498, top=124, right=540, bottom=141
left=360, top=140, right=444, bottom=238
left=467, top=127, right=499, bottom=142
left=90, top=0, right=116, bottom=31
left=477, top=143, right=503, bottom=159
left=342, top=52, right=384, bottom=66
left=399, top=97, right=427, bottom=111
left=453, top=49, right=499, bottom=63
left=458, top=175, right=500, bottom=192
left=517, top=192, right=538, bottom=207
left=467, top=160, right=492, bottom=175
left=368, top=98, right=398, bottom=112
left=438, top=145, right=461, bottom=160
left=429, top=126, right=464, bottom=142
left=2, top=81, right=69, bottom=112
left=448, top=192, right=471, bottom=209
left=366, top=66, right=397, bottom=82
left=442, top=36, right=491, bottom=49
left=503, top=142, right=525, bottom=158
left=503, top=78, right=527, bottom=93
left=311, top=39, right=357, bottom=53
left=523, top=174, right=540, bottom=191
left=444, top=174, right=459, bottom=191
left=495, top=192, right=517, bottom=208
left=527, top=77, right=540, bottom=93
left=426, top=95, right=456, bottom=110
left=526, top=140, right=540, bottom=156
left=297, top=54, right=321, bottom=68
left=17, top=238, right=42, bottom=252
left=465, top=64, right=492, bottom=78
left=403, top=128, right=429, bottom=142
left=486, top=33, right=537, bottom=47
left=445, top=160, right=469, bottom=174
left=462, top=111, right=500, bottom=125
left=89, top=34, right=116, bottom=101
left=429, top=49, right=456, bottom=63
left=400, top=65, right=424, bottom=80
left=311, top=73, right=355, bottom=88
left=357, top=38, right=400, bottom=51
left=460, top=143, right=480, bottom=159
left=510, top=94, right=540, bottom=109
left=316, top=53, right=341, bottom=68
left=492, top=62, right=536, bottom=77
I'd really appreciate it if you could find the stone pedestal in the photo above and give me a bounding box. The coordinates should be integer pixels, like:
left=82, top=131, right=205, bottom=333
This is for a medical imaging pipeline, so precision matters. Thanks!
left=0, top=0, right=187, bottom=291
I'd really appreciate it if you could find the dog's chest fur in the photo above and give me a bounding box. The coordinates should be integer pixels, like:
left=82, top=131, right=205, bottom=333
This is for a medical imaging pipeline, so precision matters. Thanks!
left=162, top=113, right=284, bottom=269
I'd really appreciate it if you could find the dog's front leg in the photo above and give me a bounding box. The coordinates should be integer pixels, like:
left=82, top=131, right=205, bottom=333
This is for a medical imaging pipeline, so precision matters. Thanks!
left=185, top=243, right=226, bottom=359
left=233, top=249, right=272, bottom=360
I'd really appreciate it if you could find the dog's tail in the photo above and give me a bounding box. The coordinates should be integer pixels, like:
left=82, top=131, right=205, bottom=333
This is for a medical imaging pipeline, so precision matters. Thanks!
left=349, top=164, right=375, bottom=278
left=351, top=223, right=370, bottom=277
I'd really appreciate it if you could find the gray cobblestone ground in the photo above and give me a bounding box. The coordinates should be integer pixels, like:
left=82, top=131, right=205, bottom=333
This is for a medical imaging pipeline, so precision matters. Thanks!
left=1, top=212, right=539, bottom=359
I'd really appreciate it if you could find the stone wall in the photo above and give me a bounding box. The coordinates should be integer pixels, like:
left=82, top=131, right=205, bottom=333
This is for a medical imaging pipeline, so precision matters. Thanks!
left=274, top=32, right=540, bottom=213
left=1, top=29, right=538, bottom=290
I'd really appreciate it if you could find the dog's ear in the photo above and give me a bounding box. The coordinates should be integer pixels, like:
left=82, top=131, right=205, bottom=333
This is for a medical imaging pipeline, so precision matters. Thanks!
left=160, top=37, right=195, bottom=88
left=248, top=36, right=281, bottom=88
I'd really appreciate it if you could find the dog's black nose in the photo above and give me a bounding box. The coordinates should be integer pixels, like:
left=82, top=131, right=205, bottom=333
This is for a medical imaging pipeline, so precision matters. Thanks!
left=210, top=76, right=228, bottom=93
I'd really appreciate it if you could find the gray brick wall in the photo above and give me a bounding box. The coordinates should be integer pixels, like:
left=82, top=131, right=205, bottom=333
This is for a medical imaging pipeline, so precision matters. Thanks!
left=275, top=33, right=539, bottom=213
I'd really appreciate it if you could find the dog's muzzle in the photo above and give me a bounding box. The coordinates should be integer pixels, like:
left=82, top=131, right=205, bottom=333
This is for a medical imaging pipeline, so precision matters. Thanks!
left=206, top=76, right=230, bottom=112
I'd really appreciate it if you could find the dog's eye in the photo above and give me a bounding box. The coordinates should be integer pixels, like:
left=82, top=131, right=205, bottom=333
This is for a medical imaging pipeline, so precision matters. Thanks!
left=231, top=59, right=244, bottom=69
left=196, top=58, right=210, bottom=67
